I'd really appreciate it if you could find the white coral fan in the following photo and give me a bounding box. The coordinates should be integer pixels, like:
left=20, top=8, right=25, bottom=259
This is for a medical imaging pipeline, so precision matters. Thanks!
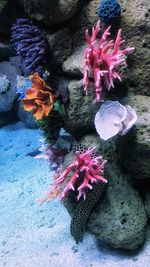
left=0, top=74, right=10, bottom=94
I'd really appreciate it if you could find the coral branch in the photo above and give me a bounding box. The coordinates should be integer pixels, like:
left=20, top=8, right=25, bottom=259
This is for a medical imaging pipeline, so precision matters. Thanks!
left=83, top=21, right=134, bottom=102
left=52, top=148, right=107, bottom=201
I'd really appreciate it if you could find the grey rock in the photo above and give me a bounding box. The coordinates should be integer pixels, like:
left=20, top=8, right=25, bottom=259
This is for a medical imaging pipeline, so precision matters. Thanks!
left=87, top=164, right=147, bottom=250
left=62, top=45, right=86, bottom=77
left=145, top=193, right=150, bottom=219
left=64, top=79, right=100, bottom=136
left=47, top=28, right=72, bottom=68
left=120, top=95, right=150, bottom=180
left=17, top=102, right=37, bottom=129
left=0, top=61, right=21, bottom=112
left=0, top=0, right=8, bottom=12
left=63, top=134, right=147, bottom=249
left=0, top=43, right=16, bottom=61
left=18, top=0, right=80, bottom=25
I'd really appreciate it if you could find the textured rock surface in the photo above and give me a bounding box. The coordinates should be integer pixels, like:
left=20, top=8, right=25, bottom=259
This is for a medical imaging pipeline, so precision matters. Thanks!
left=17, top=102, right=37, bottom=129
left=64, top=79, right=100, bottom=136
left=47, top=28, right=72, bottom=69
left=18, top=0, right=80, bottom=25
left=145, top=193, right=150, bottom=219
left=62, top=45, right=85, bottom=77
left=120, top=0, right=150, bottom=95
left=63, top=135, right=147, bottom=249
left=80, top=135, right=147, bottom=249
left=87, top=164, right=147, bottom=250
left=0, top=0, right=8, bottom=12
left=70, top=0, right=150, bottom=95
left=0, top=43, right=16, bottom=61
left=0, top=61, right=21, bottom=112
left=120, top=95, right=150, bottom=180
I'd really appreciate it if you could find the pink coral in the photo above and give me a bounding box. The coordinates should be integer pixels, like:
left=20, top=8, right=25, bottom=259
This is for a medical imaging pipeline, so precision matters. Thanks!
left=52, top=148, right=107, bottom=201
left=83, top=21, right=134, bottom=102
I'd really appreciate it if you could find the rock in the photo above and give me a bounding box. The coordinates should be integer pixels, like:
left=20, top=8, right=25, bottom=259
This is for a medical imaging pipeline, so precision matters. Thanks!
left=18, top=0, right=80, bottom=25
left=0, top=0, right=8, bottom=12
left=0, top=109, right=17, bottom=127
left=63, top=79, right=100, bottom=136
left=63, top=135, right=147, bottom=249
left=47, top=28, right=72, bottom=69
left=62, top=45, right=86, bottom=77
left=120, top=0, right=150, bottom=96
left=69, top=0, right=150, bottom=95
left=0, top=43, right=16, bottom=61
left=119, top=95, right=150, bottom=180
left=17, top=101, right=37, bottom=129
left=0, top=61, right=21, bottom=112
left=145, top=193, right=150, bottom=219
left=87, top=164, right=147, bottom=250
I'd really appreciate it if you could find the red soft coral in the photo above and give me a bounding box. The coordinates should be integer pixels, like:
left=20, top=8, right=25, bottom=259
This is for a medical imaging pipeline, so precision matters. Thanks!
left=51, top=148, right=107, bottom=201
left=83, top=21, right=134, bottom=102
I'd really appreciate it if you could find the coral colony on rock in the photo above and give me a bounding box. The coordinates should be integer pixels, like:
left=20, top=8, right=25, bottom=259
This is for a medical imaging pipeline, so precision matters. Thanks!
left=10, top=11, right=137, bottom=246
left=97, top=0, right=121, bottom=24
left=83, top=21, right=134, bottom=102
left=11, top=18, right=46, bottom=76
left=94, top=100, right=137, bottom=140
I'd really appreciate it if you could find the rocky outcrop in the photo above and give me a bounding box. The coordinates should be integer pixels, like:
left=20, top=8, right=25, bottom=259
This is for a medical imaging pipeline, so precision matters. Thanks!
left=18, top=0, right=81, bottom=25
left=63, top=79, right=100, bottom=136
left=120, top=95, right=150, bottom=180
left=69, top=0, right=150, bottom=95
left=17, top=102, right=37, bottom=129
left=145, top=193, right=150, bottom=220
left=87, top=164, right=147, bottom=250
left=47, top=28, right=72, bottom=69
left=0, top=61, right=21, bottom=112
left=63, top=135, right=147, bottom=249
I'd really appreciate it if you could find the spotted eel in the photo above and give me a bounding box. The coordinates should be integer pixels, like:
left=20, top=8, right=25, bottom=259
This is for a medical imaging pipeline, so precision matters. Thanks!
left=61, top=135, right=107, bottom=244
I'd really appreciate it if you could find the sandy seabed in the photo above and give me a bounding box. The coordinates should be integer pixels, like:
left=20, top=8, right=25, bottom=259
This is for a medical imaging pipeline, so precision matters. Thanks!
left=0, top=122, right=150, bottom=267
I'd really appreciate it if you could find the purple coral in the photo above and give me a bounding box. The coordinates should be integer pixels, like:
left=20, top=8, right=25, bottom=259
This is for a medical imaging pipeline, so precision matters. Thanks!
left=35, top=141, right=68, bottom=170
left=11, top=18, right=46, bottom=76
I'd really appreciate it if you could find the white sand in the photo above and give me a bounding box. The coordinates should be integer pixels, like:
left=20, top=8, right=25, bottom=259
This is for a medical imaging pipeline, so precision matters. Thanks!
left=0, top=122, right=150, bottom=267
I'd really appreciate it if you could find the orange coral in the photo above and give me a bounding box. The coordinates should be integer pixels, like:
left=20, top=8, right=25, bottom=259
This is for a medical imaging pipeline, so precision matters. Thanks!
left=22, top=73, right=55, bottom=120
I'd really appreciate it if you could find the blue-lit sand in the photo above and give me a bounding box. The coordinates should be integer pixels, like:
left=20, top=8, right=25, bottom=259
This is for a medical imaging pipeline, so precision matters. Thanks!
left=0, top=122, right=150, bottom=267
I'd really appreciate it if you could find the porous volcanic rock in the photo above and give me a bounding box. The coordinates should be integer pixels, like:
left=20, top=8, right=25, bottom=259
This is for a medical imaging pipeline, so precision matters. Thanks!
left=63, top=79, right=100, bottom=136
left=18, top=0, right=80, bottom=25
left=47, top=28, right=72, bottom=69
left=70, top=0, right=150, bottom=95
left=145, top=193, right=150, bottom=220
left=17, top=102, right=37, bottom=129
left=87, top=164, right=147, bottom=249
left=119, top=95, right=150, bottom=180
left=62, top=45, right=86, bottom=77
left=63, top=134, right=147, bottom=249
left=0, top=61, right=21, bottom=112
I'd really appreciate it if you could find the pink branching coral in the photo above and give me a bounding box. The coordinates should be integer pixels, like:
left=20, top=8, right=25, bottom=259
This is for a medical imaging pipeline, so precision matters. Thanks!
left=83, top=20, right=134, bottom=102
left=52, top=148, right=107, bottom=201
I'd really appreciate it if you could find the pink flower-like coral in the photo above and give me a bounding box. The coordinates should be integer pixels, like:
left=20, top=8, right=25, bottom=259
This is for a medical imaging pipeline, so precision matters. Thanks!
left=52, top=148, right=107, bottom=201
left=83, top=20, right=134, bottom=102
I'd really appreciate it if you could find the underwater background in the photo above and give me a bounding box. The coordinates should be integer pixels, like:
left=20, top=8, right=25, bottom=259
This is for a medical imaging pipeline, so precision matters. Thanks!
left=0, top=0, right=150, bottom=266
